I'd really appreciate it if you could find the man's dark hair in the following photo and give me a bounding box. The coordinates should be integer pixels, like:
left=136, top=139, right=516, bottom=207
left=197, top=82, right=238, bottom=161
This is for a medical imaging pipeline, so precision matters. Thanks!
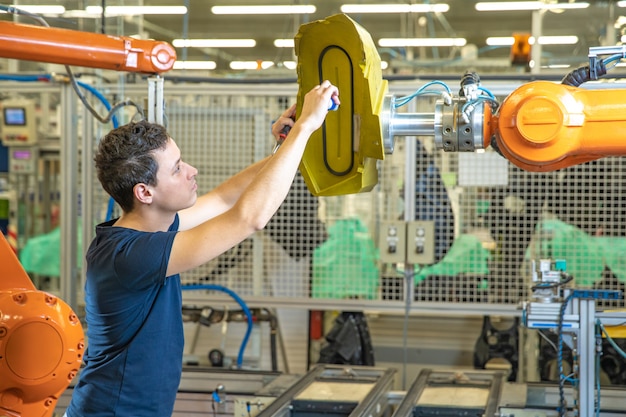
left=95, top=120, right=170, bottom=212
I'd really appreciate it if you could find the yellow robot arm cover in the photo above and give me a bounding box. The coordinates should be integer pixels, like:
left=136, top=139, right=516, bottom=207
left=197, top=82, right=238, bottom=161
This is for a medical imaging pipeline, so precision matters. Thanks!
left=295, top=13, right=387, bottom=196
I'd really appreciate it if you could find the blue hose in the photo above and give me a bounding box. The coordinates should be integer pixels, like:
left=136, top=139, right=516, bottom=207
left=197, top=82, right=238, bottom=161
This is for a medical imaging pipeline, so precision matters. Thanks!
left=182, top=284, right=252, bottom=369
left=0, top=74, right=51, bottom=82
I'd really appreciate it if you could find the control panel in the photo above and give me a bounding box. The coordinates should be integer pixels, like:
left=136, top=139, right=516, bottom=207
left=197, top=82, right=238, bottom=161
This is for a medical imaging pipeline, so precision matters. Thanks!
left=379, top=220, right=435, bottom=265
left=1, top=99, right=38, bottom=146
left=8, top=147, right=37, bottom=174
left=407, top=221, right=435, bottom=265
left=379, top=220, right=407, bottom=264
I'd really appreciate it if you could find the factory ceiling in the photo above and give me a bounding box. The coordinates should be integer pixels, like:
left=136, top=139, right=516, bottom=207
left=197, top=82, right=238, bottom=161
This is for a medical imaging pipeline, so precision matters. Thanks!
left=2, top=1, right=625, bottom=76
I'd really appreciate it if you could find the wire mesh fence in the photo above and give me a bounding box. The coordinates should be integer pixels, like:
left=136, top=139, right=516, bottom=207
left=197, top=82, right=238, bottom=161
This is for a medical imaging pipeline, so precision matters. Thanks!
left=7, top=78, right=624, bottom=312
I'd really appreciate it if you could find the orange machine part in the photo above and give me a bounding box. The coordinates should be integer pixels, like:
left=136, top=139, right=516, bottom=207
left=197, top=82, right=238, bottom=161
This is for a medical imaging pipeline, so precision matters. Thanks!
left=0, top=20, right=176, bottom=74
left=1, top=235, right=85, bottom=417
left=492, top=80, right=626, bottom=172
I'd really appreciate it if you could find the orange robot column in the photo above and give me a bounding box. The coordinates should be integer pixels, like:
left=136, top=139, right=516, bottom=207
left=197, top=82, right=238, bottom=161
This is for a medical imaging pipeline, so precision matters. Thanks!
left=1, top=235, right=85, bottom=417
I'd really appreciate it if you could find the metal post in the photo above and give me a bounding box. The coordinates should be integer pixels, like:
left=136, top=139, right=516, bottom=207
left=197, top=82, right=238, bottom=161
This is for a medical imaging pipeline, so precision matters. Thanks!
left=577, top=298, right=596, bottom=417
left=60, top=82, right=79, bottom=309
left=531, top=10, right=544, bottom=74
left=81, top=104, right=95, bottom=296
left=147, top=76, right=165, bottom=125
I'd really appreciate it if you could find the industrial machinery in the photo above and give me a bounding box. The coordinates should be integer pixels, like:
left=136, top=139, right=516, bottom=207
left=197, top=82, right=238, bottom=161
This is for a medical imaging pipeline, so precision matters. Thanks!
left=0, top=7, right=176, bottom=417
left=522, top=259, right=625, bottom=417
left=3, top=7, right=626, bottom=417
left=292, top=13, right=626, bottom=416
left=1, top=233, right=84, bottom=417
left=294, top=14, right=626, bottom=196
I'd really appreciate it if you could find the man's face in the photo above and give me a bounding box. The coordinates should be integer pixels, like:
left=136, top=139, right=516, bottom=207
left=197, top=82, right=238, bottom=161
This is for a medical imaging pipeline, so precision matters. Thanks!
left=152, top=138, right=198, bottom=212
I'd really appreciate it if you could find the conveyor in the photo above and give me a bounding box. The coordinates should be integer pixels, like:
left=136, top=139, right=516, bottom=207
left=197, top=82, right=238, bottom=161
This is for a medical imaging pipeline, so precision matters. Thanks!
left=257, top=364, right=396, bottom=417
left=392, top=369, right=506, bottom=417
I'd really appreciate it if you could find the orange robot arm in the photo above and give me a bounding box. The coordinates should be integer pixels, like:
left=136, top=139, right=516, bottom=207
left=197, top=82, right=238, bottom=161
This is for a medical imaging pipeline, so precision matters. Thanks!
left=0, top=20, right=176, bottom=74
left=490, top=80, right=626, bottom=172
left=1, top=235, right=85, bottom=417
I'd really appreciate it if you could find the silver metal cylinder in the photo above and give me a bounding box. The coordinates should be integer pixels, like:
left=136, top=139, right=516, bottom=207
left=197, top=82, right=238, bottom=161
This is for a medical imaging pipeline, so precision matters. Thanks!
left=381, top=94, right=436, bottom=154
left=383, top=94, right=486, bottom=155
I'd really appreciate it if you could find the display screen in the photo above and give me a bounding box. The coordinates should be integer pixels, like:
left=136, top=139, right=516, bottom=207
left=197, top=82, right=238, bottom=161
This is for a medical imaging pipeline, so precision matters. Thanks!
left=12, top=149, right=32, bottom=160
left=3, top=107, right=26, bottom=126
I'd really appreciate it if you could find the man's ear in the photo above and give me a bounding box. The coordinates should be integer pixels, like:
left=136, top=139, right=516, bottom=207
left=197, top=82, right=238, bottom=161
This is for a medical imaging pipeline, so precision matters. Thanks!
left=134, top=183, right=153, bottom=205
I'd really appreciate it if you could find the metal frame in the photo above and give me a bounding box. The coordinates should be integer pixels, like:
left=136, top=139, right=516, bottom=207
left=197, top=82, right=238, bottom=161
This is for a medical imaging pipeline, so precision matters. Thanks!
left=256, top=364, right=396, bottom=417
left=391, top=369, right=506, bottom=417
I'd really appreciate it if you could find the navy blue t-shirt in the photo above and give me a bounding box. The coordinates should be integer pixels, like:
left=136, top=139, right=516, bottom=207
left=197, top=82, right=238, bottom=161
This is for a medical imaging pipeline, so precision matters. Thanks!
left=67, top=215, right=183, bottom=417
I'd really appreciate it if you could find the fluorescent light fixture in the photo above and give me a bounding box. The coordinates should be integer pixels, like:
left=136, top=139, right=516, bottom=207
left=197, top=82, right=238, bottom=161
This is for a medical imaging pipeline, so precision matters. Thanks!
left=341, top=3, right=449, bottom=13
left=486, top=37, right=515, bottom=46
left=230, top=61, right=275, bottom=70
left=212, top=5, right=315, bottom=15
left=173, top=61, right=217, bottom=70
left=274, top=39, right=295, bottom=48
left=378, top=38, right=467, bottom=47
left=536, top=35, right=578, bottom=45
left=172, top=39, right=256, bottom=48
left=486, top=35, right=578, bottom=45
left=86, top=5, right=187, bottom=16
left=2, top=5, right=65, bottom=14
left=619, top=1, right=626, bottom=6
left=476, top=1, right=588, bottom=11
left=542, top=64, right=571, bottom=69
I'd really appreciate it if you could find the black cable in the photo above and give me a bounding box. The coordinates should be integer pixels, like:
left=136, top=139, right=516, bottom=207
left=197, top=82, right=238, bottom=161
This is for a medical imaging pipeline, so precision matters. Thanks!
left=561, top=59, right=607, bottom=87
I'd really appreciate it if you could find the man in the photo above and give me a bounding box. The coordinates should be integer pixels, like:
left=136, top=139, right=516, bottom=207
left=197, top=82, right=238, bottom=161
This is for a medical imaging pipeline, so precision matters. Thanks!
left=65, top=81, right=339, bottom=416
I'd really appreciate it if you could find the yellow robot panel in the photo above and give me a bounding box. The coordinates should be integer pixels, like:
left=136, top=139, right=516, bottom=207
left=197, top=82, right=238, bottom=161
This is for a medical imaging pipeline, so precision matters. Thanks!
left=295, top=13, right=387, bottom=196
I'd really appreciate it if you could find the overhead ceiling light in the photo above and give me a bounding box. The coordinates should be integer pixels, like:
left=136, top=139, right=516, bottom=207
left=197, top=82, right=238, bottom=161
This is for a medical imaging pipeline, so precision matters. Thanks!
left=378, top=38, right=467, bottom=47
left=486, top=37, right=515, bottom=46
left=173, top=61, right=217, bottom=70
left=274, top=39, right=295, bottom=48
left=486, top=35, right=578, bottom=45
left=172, top=39, right=256, bottom=48
left=476, top=2, right=589, bottom=11
left=341, top=3, right=449, bottom=13
left=85, top=5, right=187, bottom=16
left=212, top=5, right=315, bottom=15
left=1, top=5, right=65, bottom=14
left=618, top=1, right=626, bottom=6
left=230, top=61, right=275, bottom=70
left=536, top=35, right=578, bottom=45
left=282, top=61, right=297, bottom=70
left=543, top=64, right=571, bottom=69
